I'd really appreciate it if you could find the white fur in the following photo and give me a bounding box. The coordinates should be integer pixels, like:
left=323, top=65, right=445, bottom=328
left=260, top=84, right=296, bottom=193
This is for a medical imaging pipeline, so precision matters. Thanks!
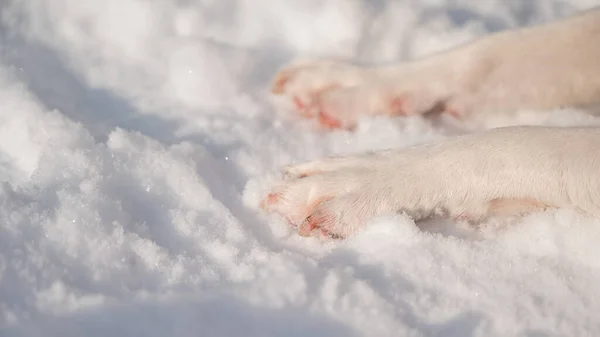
left=264, top=8, right=600, bottom=238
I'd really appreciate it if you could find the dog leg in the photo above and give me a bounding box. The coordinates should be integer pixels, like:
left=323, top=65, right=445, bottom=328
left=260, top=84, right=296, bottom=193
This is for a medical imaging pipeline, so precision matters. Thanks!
left=272, top=9, right=600, bottom=129
left=261, top=126, right=600, bottom=238
left=271, top=50, right=479, bottom=129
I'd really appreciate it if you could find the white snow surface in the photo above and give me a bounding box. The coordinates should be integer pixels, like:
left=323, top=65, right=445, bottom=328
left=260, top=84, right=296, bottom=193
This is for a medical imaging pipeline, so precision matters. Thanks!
left=1, top=1, right=600, bottom=336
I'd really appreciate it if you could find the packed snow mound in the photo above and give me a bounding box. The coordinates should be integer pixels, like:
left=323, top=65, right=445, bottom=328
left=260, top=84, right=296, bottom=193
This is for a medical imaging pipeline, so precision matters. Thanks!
left=1, top=0, right=600, bottom=336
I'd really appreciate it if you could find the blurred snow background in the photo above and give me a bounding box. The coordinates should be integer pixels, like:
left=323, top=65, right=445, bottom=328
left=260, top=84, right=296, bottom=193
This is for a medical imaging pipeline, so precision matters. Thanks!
left=0, top=0, right=600, bottom=336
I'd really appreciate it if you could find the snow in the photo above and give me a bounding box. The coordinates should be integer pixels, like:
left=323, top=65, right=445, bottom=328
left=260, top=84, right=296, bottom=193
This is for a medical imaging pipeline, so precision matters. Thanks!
left=0, top=0, right=599, bottom=336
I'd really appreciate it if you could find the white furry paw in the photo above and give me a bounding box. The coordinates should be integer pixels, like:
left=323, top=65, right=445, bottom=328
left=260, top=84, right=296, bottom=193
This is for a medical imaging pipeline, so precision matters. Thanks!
left=272, top=59, right=452, bottom=129
left=271, top=59, right=368, bottom=129
left=258, top=127, right=573, bottom=240
left=260, top=153, right=418, bottom=239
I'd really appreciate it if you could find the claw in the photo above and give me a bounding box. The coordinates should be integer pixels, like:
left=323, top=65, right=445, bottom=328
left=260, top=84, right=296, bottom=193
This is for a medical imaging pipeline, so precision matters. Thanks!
left=272, top=72, right=290, bottom=94
left=293, top=96, right=306, bottom=110
left=298, top=215, right=322, bottom=236
left=293, top=96, right=314, bottom=118
left=318, top=111, right=342, bottom=129
left=298, top=223, right=317, bottom=237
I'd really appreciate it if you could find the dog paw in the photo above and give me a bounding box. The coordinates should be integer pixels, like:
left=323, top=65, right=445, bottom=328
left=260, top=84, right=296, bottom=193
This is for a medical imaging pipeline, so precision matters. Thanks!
left=258, top=127, right=567, bottom=239
left=272, top=59, right=451, bottom=129
left=271, top=59, right=376, bottom=129
left=260, top=154, right=421, bottom=239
